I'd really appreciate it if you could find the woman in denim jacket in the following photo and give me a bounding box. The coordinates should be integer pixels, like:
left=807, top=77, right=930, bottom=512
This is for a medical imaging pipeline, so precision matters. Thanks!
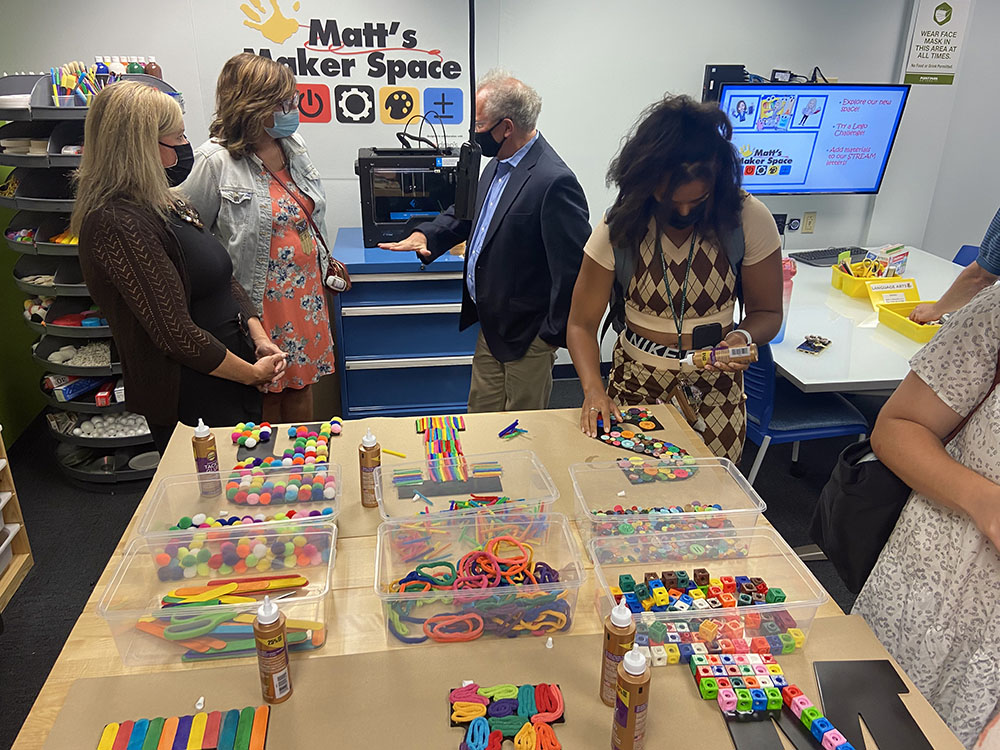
left=183, top=53, right=347, bottom=422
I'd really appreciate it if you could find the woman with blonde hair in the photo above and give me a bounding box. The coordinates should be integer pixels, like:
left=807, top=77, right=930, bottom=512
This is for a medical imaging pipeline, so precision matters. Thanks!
left=73, top=81, right=286, bottom=453
left=182, top=52, right=348, bottom=423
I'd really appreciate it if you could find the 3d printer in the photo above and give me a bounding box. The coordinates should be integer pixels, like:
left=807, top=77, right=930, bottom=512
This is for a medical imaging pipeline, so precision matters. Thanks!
left=356, top=147, right=460, bottom=248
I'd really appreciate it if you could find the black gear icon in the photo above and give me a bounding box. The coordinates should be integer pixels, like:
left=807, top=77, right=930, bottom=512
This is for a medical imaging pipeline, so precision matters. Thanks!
left=384, top=91, right=414, bottom=120
left=334, top=85, right=375, bottom=124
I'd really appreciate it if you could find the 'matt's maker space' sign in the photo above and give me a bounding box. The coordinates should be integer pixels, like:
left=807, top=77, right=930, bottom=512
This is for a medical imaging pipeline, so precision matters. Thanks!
left=234, top=0, right=466, bottom=126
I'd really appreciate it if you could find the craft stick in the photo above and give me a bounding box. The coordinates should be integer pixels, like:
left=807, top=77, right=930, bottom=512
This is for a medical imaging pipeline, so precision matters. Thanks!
left=248, top=706, right=269, bottom=750
left=234, top=708, right=255, bottom=750
left=97, top=723, right=119, bottom=750
left=156, top=717, right=178, bottom=750
left=162, top=595, right=255, bottom=607
left=172, top=715, right=192, bottom=750
left=126, top=719, right=149, bottom=750
left=202, top=712, right=221, bottom=750
left=182, top=649, right=256, bottom=662
left=383, top=448, right=407, bottom=458
left=171, top=576, right=304, bottom=598
left=196, top=631, right=309, bottom=656
left=209, top=624, right=255, bottom=636
left=112, top=721, right=135, bottom=750
left=141, top=718, right=165, bottom=750
left=217, top=710, right=239, bottom=750
left=187, top=713, right=207, bottom=749
left=207, top=575, right=306, bottom=588
left=135, top=620, right=227, bottom=652
left=233, top=613, right=323, bottom=630
left=166, top=583, right=238, bottom=603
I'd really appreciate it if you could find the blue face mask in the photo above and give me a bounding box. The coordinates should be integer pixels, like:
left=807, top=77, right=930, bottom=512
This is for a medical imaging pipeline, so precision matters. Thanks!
left=265, top=109, right=299, bottom=138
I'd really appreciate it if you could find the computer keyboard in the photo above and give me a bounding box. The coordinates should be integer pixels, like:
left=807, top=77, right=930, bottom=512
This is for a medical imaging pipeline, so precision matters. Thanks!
left=788, top=246, right=867, bottom=267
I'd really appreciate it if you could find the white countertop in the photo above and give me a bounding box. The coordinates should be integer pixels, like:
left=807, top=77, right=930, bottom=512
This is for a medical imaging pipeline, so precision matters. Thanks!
left=773, top=246, right=963, bottom=393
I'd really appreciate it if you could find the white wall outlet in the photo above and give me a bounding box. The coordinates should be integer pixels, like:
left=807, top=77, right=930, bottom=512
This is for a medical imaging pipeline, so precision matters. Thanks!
left=802, top=211, right=817, bottom=234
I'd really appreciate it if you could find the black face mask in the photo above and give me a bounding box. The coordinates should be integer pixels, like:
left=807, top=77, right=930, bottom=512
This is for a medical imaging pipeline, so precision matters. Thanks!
left=667, top=201, right=708, bottom=230
left=474, top=119, right=508, bottom=158
left=160, top=142, right=194, bottom=187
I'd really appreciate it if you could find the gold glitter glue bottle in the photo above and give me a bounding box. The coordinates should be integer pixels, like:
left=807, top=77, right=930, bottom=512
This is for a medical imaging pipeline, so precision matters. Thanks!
left=254, top=595, right=293, bottom=704
left=611, top=645, right=650, bottom=750
left=359, top=428, right=381, bottom=508
left=601, top=599, right=636, bottom=706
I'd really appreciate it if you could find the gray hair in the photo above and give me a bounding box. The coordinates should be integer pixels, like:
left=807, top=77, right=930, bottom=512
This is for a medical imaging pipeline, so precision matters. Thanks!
left=477, top=69, right=542, bottom=132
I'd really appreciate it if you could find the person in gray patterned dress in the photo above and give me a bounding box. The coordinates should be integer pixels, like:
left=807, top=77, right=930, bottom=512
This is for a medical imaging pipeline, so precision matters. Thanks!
left=852, top=284, right=1000, bottom=748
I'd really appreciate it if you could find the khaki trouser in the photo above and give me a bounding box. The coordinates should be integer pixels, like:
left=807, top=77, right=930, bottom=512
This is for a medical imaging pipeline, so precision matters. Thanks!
left=467, top=331, right=557, bottom=412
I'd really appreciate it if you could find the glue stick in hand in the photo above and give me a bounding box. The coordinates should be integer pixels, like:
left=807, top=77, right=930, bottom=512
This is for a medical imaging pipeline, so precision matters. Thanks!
left=683, top=344, right=759, bottom=369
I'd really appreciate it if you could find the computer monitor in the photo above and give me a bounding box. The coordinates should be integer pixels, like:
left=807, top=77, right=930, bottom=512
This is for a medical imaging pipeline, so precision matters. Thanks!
left=718, top=83, right=909, bottom=195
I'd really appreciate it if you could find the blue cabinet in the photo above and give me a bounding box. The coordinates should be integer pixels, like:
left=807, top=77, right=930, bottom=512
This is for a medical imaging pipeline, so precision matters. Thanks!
left=332, top=228, right=477, bottom=418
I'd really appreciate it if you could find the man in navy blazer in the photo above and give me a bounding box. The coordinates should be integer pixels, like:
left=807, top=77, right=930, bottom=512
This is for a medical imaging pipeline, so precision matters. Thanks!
left=380, top=71, right=591, bottom=412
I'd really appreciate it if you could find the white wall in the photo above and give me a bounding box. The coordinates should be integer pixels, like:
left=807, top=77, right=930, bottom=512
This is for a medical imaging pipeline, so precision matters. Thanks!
left=0, top=0, right=986, bottom=256
left=0, top=0, right=494, bottom=239
left=918, top=0, right=999, bottom=258
left=496, top=0, right=913, bottom=250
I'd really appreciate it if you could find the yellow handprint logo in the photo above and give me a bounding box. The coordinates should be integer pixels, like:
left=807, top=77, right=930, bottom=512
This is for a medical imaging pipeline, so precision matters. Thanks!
left=241, top=0, right=301, bottom=44
left=739, top=144, right=754, bottom=159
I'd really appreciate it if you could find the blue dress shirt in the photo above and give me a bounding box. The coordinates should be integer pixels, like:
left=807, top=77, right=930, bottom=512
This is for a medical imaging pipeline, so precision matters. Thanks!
left=977, top=206, right=1000, bottom=276
left=465, top=132, right=540, bottom=302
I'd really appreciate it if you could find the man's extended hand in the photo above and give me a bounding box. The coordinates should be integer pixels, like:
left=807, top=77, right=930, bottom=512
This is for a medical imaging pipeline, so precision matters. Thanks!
left=379, top=231, right=431, bottom=260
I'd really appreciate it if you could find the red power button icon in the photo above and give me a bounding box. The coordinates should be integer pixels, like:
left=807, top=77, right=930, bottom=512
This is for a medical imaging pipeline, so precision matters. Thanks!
left=297, top=84, right=331, bottom=123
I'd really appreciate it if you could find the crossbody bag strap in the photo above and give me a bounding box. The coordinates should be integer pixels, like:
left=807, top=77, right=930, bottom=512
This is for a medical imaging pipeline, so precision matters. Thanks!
left=260, top=162, right=330, bottom=254
left=943, top=349, right=1000, bottom=445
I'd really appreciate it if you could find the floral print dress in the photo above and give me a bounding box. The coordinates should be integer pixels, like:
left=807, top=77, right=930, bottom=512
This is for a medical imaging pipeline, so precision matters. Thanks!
left=261, top=167, right=334, bottom=392
left=852, top=286, right=1000, bottom=749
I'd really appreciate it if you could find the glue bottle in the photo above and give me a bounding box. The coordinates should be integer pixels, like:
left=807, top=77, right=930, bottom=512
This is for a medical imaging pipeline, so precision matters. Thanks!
left=611, top=644, right=650, bottom=750
left=145, top=56, right=162, bottom=79
left=191, top=418, right=222, bottom=497
left=683, top=343, right=759, bottom=369
left=359, top=428, right=381, bottom=508
left=254, top=595, right=293, bottom=705
left=601, top=600, right=636, bottom=706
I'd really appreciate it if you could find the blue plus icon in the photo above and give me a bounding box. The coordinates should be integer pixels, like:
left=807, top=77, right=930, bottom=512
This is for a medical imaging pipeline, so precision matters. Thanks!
left=423, top=87, right=464, bottom=125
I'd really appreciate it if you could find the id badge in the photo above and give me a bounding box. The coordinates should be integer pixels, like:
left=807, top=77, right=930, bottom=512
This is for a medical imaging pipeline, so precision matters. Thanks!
left=298, top=222, right=314, bottom=255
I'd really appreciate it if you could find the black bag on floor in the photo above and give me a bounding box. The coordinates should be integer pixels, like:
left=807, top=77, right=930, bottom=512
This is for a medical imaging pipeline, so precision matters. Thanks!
left=812, top=351, right=1000, bottom=594
left=809, top=440, right=910, bottom=594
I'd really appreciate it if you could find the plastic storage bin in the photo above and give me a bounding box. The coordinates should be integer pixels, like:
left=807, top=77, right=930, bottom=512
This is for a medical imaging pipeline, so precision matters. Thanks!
left=134, top=464, right=342, bottom=538
left=831, top=263, right=916, bottom=300
left=589, top=527, right=828, bottom=652
left=375, top=512, right=584, bottom=646
left=377, top=449, right=558, bottom=520
left=571, top=457, right=766, bottom=549
left=98, top=524, right=336, bottom=666
left=878, top=301, right=941, bottom=343
left=830, top=263, right=876, bottom=297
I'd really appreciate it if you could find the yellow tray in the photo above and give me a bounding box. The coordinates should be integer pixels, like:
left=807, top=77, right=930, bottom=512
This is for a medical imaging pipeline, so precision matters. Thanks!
left=878, top=301, right=941, bottom=343
left=830, top=262, right=877, bottom=298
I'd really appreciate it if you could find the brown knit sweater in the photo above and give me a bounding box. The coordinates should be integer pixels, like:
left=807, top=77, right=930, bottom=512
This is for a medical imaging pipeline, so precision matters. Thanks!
left=79, top=203, right=256, bottom=427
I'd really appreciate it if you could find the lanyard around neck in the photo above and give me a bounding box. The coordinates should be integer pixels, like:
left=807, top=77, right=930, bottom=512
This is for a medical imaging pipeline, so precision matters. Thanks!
left=656, top=229, right=697, bottom=341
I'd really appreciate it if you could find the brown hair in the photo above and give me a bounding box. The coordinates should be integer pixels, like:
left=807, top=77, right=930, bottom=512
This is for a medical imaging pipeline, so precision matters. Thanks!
left=209, top=53, right=296, bottom=157
left=71, top=81, right=183, bottom=234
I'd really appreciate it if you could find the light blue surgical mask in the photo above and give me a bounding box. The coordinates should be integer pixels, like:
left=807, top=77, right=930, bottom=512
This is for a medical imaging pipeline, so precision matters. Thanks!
left=265, top=109, right=299, bottom=138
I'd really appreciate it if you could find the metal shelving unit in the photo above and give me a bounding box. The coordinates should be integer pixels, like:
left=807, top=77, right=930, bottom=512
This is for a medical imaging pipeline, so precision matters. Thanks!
left=1, top=72, right=177, bottom=482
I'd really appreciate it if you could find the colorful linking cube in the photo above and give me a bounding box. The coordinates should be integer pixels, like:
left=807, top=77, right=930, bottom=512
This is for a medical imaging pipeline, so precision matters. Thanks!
left=688, top=657, right=856, bottom=750
left=611, top=569, right=803, bottom=668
